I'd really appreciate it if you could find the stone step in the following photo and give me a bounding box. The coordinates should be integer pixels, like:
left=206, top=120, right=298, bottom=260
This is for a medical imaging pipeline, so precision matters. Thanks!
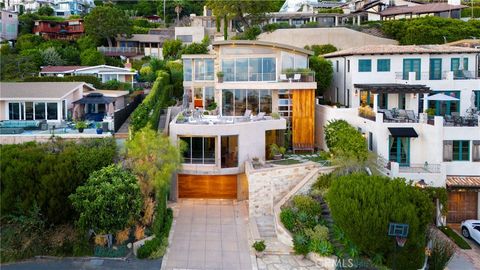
left=256, top=216, right=276, bottom=238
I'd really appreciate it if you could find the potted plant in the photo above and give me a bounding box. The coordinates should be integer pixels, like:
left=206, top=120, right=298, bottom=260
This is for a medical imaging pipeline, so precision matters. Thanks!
left=252, top=240, right=266, bottom=257
left=96, top=123, right=103, bottom=134
left=217, top=71, right=224, bottom=83
left=207, top=102, right=217, bottom=112
left=270, top=112, right=280, bottom=120
left=270, top=144, right=286, bottom=160
left=426, top=108, right=436, bottom=117
left=75, top=120, right=87, bottom=133
left=283, top=68, right=295, bottom=79
left=176, top=112, right=186, bottom=123
left=297, top=68, right=313, bottom=82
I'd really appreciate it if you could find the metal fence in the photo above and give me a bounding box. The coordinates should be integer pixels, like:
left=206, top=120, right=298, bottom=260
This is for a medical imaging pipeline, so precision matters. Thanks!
left=114, top=95, right=143, bottom=132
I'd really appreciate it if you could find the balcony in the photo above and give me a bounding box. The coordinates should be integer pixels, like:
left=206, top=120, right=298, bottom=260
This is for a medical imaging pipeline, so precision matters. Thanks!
left=394, top=71, right=478, bottom=81
left=358, top=106, right=376, bottom=121
left=97, top=47, right=144, bottom=57
left=221, top=71, right=316, bottom=83
left=376, top=156, right=443, bottom=179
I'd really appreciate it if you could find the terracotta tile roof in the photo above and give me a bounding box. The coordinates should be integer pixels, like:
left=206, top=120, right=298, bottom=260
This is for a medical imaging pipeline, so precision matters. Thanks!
left=447, top=176, right=480, bottom=188
left=380, top=3, right=466, bottom=16
left=40, top=66, right=88, bottom=73
left=323, top=44, right=480, bottom=58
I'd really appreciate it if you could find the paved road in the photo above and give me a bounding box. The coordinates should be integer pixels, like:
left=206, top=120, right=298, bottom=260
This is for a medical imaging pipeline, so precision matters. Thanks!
left=164, top=199, right=253, bottom=270
left=2, top=257, right=162, bottom=270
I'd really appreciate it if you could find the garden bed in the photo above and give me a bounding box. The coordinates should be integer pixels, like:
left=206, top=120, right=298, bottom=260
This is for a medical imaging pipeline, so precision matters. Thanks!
left=439, top=226, right=471, bottom=249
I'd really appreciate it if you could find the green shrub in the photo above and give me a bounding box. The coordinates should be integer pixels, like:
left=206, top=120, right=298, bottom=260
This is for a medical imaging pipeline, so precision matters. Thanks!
left=310, top=240, right=334, bottom=256
left=280, top=207, right=296, bottom=232
left=292, top=195, right=322, bottom=217
left=137, top=207, right=173, bottom=259
left=305, top=225, right=329, bottom=243
left=0, top=138, right=116, bottom=224
left=428, top=230, right=456, bottom=269
left=252, top=240, right=266, bottom=252
left=233, top=26, right=261, bottom=40
left=304, top=44, right=337, bottom=56
left=324, top=119, right=368, bottom=162
left=293, top=233, right=310, bottom=255
left=262, top=22, right=293, bottom=32
left=137, top=237, right=161, bottom=259
left=312, top=173, right=335, bottom=191
left=439, top=226, right=471, bottom=249
left=326, top=173, right=434, bottom=269
left=24, top=75, right=103, bottom=88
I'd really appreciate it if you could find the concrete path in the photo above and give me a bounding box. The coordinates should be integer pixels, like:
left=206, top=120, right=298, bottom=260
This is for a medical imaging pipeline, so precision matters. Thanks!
left=163, top=199, right=253, bottom=270
left=447, top=226, right=480, bottom=270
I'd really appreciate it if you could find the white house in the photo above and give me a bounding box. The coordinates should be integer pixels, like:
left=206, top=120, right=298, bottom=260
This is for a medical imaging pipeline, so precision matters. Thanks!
left=317, top=44, right=480, bottom=223
left=1, top=0, right=94, bottom=17
left=168, top=40, right=317, bottom=200
left=39, top=65, right=137, bottom=86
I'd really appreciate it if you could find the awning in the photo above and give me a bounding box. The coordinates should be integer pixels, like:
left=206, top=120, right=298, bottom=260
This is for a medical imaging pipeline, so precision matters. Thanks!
left=73, top=93, right=115, bottom=105
left=388, top=127, right=418, bottom=137
left=447, top=176, right=480, bottom=189
left=354, top=83, right=431, bottom=94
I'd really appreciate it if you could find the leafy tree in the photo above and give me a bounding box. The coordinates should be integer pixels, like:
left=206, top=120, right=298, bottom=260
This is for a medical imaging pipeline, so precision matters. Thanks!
left=324, top=120, right=368, bottom=163
left=0, top=138, right=117, bottom=224
left=0, top=54, right=39, bottom=80
left=157, top=0, right=205, bottom=24
left=206, top=0, right=280, bottom=28
left=80, top=48, right=105, bottom=65
left=162, top=39, right=183, bottom=60
left=18, top=13, right=40, bottom=35
left=37, top=6, right=54, bottom=16
left=76, top=35, right=97, bottom=51
left=304, top=44, right=337, bottom=56
left=309, top=56, right=333, bottom=95
left=60, top=46, right=81, bottom=65
left=105, top=56, right=124, bottom=67
left=15, top=34, right=43, bottom=51
left=326, top=173, right=434, bottom=269
left=41, top=47, right=65, bottom=66
left=233, top=26, right=261, bottom=40
left=69, top=165, right=142, bottom=234
left=134, top=0, right=157, bottom=16
left=84, top=5, right=133, bottom=47
left=166, top=61, right=184, bottom=99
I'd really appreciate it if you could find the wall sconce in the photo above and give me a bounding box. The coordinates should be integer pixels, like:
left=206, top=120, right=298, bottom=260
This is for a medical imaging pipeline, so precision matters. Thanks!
left=415, top=179, right=427, bottom=188
left=354, top=89, right=358, bottom=96
left=412, top=93, right=417, bottom=99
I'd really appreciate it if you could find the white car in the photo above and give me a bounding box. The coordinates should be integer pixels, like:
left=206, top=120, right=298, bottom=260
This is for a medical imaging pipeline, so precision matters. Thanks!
left=461, top=220, right=480, bottom=244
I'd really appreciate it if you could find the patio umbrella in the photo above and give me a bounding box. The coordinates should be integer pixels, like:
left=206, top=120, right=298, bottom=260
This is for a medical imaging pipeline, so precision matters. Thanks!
left=426, top=93, right=459, bottom=101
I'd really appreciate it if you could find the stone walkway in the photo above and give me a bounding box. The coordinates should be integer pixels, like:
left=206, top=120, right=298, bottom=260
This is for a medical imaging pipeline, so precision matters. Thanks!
left=162, top=199, right=253, bottom=270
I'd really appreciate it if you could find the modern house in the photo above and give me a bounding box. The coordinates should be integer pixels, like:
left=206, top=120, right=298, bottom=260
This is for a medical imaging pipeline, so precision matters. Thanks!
left=33, top=19, right=84, bottom=40
left=317, top=44, right=480, bottom=223
left=0, top=10, right=18, bottom=41
left=39, top=65, right=137, bottom=86
left=168, top=40, right=317, bottom=200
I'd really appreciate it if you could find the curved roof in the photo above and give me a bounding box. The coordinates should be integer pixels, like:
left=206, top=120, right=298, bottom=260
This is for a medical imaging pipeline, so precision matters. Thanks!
left=212, top=40, right=314, bottom=55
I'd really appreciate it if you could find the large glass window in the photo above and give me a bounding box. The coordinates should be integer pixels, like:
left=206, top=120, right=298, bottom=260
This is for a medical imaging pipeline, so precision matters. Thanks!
left=451, top=57, right=470, bottom=78
left=475, top=91, right=480, bottom=110
left=221, top=136, right=238, bottom=168
left=183, top=59, right=192, bottom=81
left=25, top=102, right=33, bottom=120
left=377, top=59, right=390, bottom=72
left=453, top=140, right=469, bottom=161
left=205, top=87, right=215, bottom=109
left=473, top=141, right=480, bottom=162
left=47, top=102, right=58, bottom=120
left=281, top=52, right=306, bottom=70
left=429, top=58, right=442, bottom=80
left=194, top=59, right=214, bottom=81
left=222, top=58, right=276, bottom=82
left=35, top=102, right=46, bottom=120
left=8, top=102, right=21, bottom=120
left=222, top=89, right=272, bottom=116
left=389, top=136, right=410, bottom=166
left=181, top=137, right=216, bottom=164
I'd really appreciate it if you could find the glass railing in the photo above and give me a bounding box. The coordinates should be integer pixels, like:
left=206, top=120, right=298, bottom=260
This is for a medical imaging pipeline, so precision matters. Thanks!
left=223, top=72, right=276, bottom=82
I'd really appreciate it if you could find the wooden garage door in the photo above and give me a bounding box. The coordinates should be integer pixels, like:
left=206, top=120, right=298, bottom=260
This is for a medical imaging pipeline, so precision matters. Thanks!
left=178, top=174, right=237, bottom=199
left=448, top=191, right=478, bottom=223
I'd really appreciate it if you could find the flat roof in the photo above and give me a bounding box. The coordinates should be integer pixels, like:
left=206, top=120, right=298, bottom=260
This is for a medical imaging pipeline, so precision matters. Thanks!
left=324, top=44, right=480, bottom=58
left=212, top=40, right=314, bottom=55
left=380, top=3, right=466, bottom=16
left=0, top=82, right=91, bottom=100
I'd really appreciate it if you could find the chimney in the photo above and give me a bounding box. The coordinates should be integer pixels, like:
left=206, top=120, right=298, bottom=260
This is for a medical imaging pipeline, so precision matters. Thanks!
left=124, top=58, right=132, bottom=69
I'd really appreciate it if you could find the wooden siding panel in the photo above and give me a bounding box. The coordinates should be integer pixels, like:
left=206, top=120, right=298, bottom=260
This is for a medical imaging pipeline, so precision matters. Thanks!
left=291, top=89, right=315, bottom=149
left=178, top=174, right=237, bottom=199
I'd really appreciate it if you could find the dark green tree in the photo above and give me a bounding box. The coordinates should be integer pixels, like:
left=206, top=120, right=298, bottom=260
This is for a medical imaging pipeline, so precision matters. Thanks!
left=304, top=44, right=337, bottom=56
left=84, top=5, right=133, bottom=47
left=80, top=48, right=105, bottom=65
left=206, top=0, right=280, bottom=27
left=326, top=173, right=434, bottom=269
left=37, top=6, right=54, bottom=16
left=324, top=119, right=368, bottom=162
left=162, top=39, right=183, bottom=60
left=60, top=46, right=81, bottom=65
left=309, top=56, right=333, bottom=95
left=69, top=165, right=142, bottom=234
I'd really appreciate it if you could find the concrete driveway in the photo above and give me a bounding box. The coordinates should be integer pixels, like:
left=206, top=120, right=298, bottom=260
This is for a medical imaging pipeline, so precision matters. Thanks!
left=163, top=199, right=253, bottom=270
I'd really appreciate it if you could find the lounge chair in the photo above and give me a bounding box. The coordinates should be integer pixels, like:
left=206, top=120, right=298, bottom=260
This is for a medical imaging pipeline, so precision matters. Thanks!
left=444, top=115, right=454, bottom=126
left=293, top=74, right=301, bottom=82
left=383, top=110, right=398, bottom=122
left=244, top=109, right=252, bottom=118
left=279, top=74, right=288, bottom=82
left=406, top=110, right=418, bottom=122
left=252, top=112, right=266, bottom=121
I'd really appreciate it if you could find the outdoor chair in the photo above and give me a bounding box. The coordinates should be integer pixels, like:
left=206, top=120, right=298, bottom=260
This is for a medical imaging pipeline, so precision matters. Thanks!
left=383, top=110, right=398, bottom=122
left=244, top=109, right=252, bottom=118
left=293, top=74, right=301, bottom=82
left=279, top=74, right=288, bottom=82
left=252, top=112, right=266, bottom=121
left=453, top=115, right=463, bottom=126
left=444, top=115, right=454, bottom=126
left=406, top=110, right=418, bottom=122
left=398, top=110, right=407, bottom=121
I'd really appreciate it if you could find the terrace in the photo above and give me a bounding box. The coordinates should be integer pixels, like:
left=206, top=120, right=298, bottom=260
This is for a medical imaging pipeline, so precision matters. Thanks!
left=174, top=109, right=282, bottom=125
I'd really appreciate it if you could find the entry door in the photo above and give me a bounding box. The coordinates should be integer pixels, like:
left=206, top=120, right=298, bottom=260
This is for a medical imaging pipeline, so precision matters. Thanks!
left=389, top=136, right=410, bottom=166
left=448, top=191, right=478, bottom=223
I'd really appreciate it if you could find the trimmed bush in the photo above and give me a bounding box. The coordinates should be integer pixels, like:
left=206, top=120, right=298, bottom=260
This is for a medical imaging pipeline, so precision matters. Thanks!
left=280, top=207, right=296, bottom=232
left=24, top=75, right=103, bottom=88
left=324, top=119, right=368, bottom=162
left=326, top=173, right=434, bottom=269
left=0, top=138, right=116, bottom=224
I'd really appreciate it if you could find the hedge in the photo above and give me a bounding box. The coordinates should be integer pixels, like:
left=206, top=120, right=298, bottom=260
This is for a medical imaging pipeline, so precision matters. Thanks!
left=439, top=226, right=471, bottom=249
left=24, top=75, right=103, bottom=88
left=326, top=173, right=434, bottom=269
left=0, top=138, right=117, bottom=224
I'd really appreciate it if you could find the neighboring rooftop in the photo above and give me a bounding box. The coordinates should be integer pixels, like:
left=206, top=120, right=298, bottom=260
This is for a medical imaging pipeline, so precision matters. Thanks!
left=212, top=40, right=314, bottom=55
left=40, top=66, right=88, bottom=73
left=447, top=176, right=480, bottom=188
left=380, top=3, right=466, bottom=16
left=446, top=39, right=480, bottom=48
left=0, top=82, right=92, bottom=100
left=323, top=44, right=480, bottom=57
